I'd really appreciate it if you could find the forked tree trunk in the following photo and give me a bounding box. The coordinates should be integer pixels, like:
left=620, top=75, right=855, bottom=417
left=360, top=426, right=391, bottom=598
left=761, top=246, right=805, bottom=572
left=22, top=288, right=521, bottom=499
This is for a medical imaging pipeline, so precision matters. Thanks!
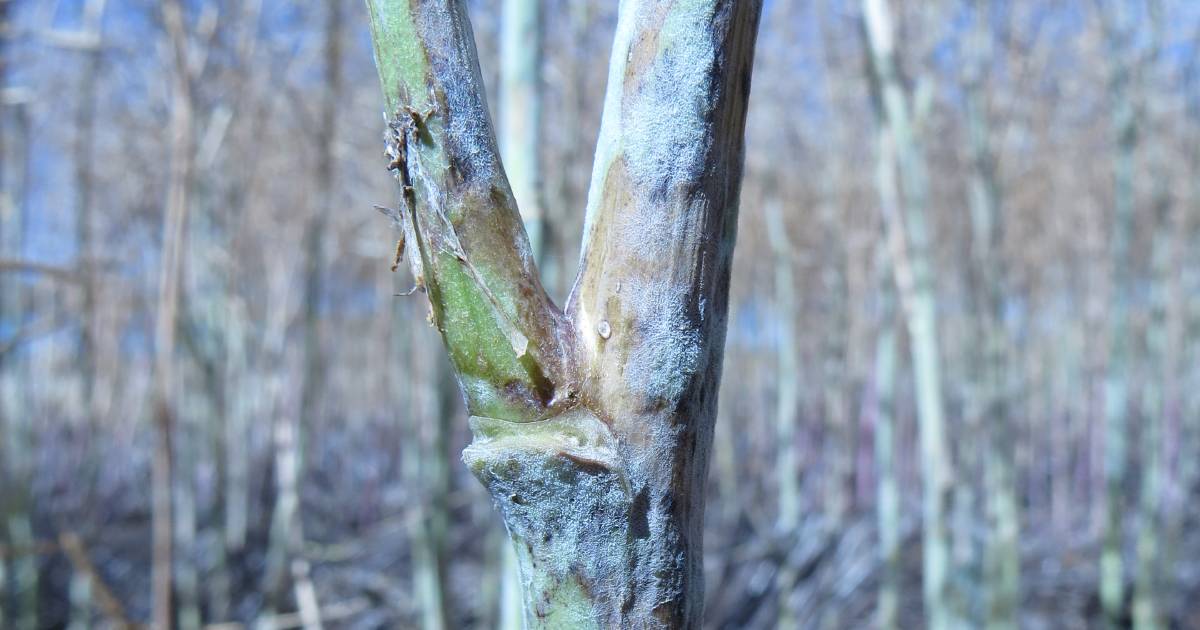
left=365, top=1, right=762, bottom=625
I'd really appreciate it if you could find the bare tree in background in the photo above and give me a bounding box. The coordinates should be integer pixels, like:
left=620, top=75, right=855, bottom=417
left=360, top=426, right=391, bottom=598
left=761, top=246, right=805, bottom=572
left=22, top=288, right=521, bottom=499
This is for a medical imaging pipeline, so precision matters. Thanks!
left=262, top=3, right=343, bottom=629
left=0, top=0, right=37, bottom=622
left=495, top=0, right=544, bottom=627
left=1097, top=3, right=1141, bottom=626
left=861, top=0, right=954, bottom=627
left=961, top=2, right=1019, bottom=627
left=152, top=1, right=195, bottom=627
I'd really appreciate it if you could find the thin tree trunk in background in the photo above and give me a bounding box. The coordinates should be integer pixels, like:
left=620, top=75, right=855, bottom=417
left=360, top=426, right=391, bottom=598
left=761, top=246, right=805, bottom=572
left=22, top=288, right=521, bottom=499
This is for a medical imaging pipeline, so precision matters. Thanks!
left=65, top=2, right=107, bottom=625
left=814, top=1, right=856, bottom=529
left=1, top=98, right=36, bottom=630
left=1134, top=178, right=1170, bottom=630
left=296, top=7, right=343, bottom=628
left=153, top=2, right=195, bottom=628
left=499, top=0, right=543, bottom=257
left=962, top=5, right=1018, bottom=627
left=861, top=1, right=954, bottom=627
left=218, top=2, right=262, bottom=617
left=873, top=293, right=899, bottom=630
left=0, top=2, right=36, bottom=624
left=496, top=0, right=543, bottom=627
left=1099, top=5, right=1138, bottom=626
left=73, top=0, right=106, bottom=421
left=767, top=199, right=800, bottom=536
left=175, top=387, right=200, bottom=630
left=1164, top=104, right=1200, bottom=615
left=401, top=317, right=451, bottom=630
left=766, top=199, right=801, bottom=629
left=872, top=123, right=902, bottom=630
left=1133, top=10, right=1167, bottom=629
left=265, top=3, right=342, bottom=628
left=223, top=297, right=250, bottom=553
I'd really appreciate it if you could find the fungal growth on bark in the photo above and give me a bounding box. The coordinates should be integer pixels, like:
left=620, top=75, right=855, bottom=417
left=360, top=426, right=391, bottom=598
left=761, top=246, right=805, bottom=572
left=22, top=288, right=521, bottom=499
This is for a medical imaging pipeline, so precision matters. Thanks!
left=364, top=1, right=763, bottom=626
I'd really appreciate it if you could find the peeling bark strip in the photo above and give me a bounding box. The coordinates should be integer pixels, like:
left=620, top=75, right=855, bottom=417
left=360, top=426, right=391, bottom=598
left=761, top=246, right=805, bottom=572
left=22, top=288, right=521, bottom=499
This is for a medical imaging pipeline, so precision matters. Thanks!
left=366, top=1, right=762, bottom=626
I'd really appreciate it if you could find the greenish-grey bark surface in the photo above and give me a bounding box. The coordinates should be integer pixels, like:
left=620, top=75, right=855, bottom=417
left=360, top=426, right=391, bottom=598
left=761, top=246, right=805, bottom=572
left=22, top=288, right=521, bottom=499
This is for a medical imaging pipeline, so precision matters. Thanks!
left=366, top=0, right=762, bottom=626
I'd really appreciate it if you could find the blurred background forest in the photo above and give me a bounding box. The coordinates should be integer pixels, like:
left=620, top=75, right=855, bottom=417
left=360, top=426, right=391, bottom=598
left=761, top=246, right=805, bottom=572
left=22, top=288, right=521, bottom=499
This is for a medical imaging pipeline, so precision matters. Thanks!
left=0, top=0, right=1198, bottom=628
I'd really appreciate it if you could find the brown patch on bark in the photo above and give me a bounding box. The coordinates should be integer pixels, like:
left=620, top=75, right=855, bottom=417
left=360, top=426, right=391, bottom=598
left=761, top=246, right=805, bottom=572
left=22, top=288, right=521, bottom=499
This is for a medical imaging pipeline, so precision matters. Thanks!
left=623, top=2, right=674, bottom=92
left=559, top=452, right=613, bottom=477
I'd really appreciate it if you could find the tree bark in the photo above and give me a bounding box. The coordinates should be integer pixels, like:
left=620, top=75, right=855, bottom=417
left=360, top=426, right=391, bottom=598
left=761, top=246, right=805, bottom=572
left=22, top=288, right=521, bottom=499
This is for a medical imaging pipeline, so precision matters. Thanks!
left=71, top=0, right=106, bottom=419
left=961, top=5, right=1019, bottom=628
left=0, top=2, right=37, bottom=626
left=264, top=3, right=342, bottom=627
left=365, top=0, right=762, bottom=625
left=861, top=0, right=954, bottom=627
left=152, top=2, right=195, bottom=627
left=872, top=122, right=902, bottom=630
left=767, top=200, right=800, bottom=535
left=1098, top=4, right=1139, bottom=626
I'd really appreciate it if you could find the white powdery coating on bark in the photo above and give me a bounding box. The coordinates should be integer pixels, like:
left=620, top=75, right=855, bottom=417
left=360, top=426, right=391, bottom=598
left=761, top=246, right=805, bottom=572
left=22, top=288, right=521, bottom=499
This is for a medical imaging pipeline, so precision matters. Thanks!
left=579, top=1, right=721, bottom=243
left=418, top=1, right=504, bottom=188
left=464, top=410, right=692, bottom=627
left=623, top=279, right=703, bottom=404
left=623, top=3, right=716, bottom=195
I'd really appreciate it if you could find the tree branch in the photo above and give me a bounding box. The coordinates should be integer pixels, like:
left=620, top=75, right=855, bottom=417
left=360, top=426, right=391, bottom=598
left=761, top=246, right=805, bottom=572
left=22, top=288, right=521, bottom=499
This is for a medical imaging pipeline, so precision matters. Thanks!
left=0, top=258, right=83, bottom=283
left=365, top=0, right=572, bottom=423
left=568, top=0, right=760, bottom=428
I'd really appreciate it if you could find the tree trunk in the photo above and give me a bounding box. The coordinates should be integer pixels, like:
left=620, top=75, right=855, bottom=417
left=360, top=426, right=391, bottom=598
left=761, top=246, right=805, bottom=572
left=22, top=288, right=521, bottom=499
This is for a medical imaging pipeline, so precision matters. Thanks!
left=264, top=3, right=342, bottom=627
left=961, top=6, right=1018, bottom=628
left=872, top=121, right=902, bottom=630
left=873, top=308, right=900, bottom=630
left=365, top=0, right=762, bottom=625
left=72, top=0, right=105, bottom=420
left=496, top=1, right=544, bottom=627
left=766, top=199, right=801, bottom=630
left=0, top=3, right=37, bottom=625
left=767, top=199, right=800, bottom=535
left=1099, top=5, right=1139, bottom=626
left=861, top=0, right=954, bottom=627
left=399, top=310, right=451, bottom=630
left=153, top=2, right=195, bottom=627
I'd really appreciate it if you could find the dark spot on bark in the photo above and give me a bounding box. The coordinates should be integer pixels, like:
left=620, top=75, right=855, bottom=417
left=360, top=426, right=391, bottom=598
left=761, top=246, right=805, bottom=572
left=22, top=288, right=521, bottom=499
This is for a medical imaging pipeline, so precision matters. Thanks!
left=629, top=486, right=651, bottom=539
left=572, top=569, right=595, bottom=600
left=518, top=353, right=556, bottom=406
left=447, top=143, right=476, bottom=183
left=509, top=493, right=526, bottom=505
left=653, top=597, right=686, bottom=625
left=659, top=488, right=678, bottom=518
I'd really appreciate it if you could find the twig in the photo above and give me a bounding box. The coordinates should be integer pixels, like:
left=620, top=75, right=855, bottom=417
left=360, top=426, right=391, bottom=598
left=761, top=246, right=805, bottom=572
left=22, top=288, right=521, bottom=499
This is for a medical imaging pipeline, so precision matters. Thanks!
left=58, top=532, right=142, bottom=630
left=0, top=258, right=83, bottom=283
left=0, top=537, right=59, bottom=558
left=0, top=316, right=73, bottom=359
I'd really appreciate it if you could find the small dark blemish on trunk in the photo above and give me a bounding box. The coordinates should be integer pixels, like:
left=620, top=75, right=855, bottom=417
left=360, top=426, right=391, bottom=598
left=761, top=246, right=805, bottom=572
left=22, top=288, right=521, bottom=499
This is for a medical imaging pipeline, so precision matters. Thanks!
left=629, top=486, right=651, bottom=539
